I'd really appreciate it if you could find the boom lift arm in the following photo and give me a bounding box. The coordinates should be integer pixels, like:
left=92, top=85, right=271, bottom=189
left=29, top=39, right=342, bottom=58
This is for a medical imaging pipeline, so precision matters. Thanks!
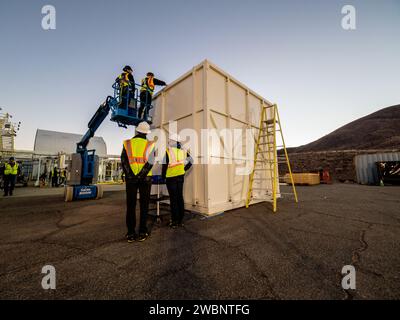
left=76, top=96, right=112, bottom=186
left=64, top=82, right=155, bottom=201
left=77, top=96, right=112, bottom=154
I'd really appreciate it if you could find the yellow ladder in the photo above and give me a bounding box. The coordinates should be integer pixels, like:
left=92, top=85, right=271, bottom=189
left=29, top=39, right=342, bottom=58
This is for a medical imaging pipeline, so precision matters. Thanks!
left=246, top=104, right=298, bottom=212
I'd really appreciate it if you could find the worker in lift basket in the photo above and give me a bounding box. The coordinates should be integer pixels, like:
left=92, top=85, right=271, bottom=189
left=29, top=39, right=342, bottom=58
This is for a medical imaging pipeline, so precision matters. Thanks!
left=139, top=72, right=166, bottom=119
left=162, top=133, right=193, bottom=228
left=3, top=157, right=21, bottom=197
left=121, top=121, right=155, bottom=243
left=116, top=65, right=136, bottom=109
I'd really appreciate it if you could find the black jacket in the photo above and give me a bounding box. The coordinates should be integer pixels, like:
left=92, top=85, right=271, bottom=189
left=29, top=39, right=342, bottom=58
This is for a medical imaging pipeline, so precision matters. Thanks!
left=161, top=142, right=193, bottom=179
left=121, top=133, right=155, bottom=182
left=153, top=78, right=166, bottom=86
left=142, top=77, right=166, bottom=92
left=147, top=77, right=166, bottom=87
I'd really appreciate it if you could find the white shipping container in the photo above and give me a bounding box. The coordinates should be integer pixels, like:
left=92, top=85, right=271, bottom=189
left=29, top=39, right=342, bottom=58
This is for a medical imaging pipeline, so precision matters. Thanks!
left=151, top=60, right=279, bottom=215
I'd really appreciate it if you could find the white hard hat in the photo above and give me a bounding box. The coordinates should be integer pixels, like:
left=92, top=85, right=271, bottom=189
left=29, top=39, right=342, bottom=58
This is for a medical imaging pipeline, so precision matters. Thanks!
left=136, top=121, right=151, bottom=134
left=169, top=132, right=182, bottom=142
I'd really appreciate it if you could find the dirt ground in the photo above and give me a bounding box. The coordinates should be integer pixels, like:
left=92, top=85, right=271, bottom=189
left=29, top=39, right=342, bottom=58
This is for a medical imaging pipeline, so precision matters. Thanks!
left=0, top=184, right=399, bottom=300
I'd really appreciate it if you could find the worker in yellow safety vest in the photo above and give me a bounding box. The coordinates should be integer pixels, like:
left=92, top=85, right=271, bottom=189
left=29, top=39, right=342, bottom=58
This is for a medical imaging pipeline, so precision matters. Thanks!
left=59, top=168, right=67, bottom=186
left=162, top=133, right=193, bottom=228
left=3, top=157, right=20, bottom=197
left=139, top=72, right=166, bottom=119
left=121, top=121, right=155, bottom=243
left=115, top=65, right=135, bottom=109
left=50, top=165, right=59, bottom=187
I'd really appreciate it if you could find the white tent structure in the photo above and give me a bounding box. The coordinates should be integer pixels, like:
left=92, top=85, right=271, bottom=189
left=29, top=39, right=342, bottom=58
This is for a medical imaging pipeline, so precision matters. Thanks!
left=34, top=129, right=107, bottom=157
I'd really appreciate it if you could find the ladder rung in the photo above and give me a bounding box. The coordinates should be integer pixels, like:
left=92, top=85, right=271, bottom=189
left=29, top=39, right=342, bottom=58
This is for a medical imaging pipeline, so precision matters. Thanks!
left=264, top=128, right=281, bottom=133
left=258, top=142, right=273, bottom=146
left=263, top=161, right=287, bottom=164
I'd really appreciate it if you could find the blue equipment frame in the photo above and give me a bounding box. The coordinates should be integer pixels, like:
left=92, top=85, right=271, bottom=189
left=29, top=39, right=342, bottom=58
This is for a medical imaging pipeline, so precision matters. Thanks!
left=69, top=82, right=155, bottom=200
left=110, top=82, right=154, bottom=128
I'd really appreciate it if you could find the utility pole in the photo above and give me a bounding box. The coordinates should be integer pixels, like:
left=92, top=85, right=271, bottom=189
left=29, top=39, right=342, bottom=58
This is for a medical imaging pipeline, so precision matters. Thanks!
left=0, top=107, right=21, bottom=158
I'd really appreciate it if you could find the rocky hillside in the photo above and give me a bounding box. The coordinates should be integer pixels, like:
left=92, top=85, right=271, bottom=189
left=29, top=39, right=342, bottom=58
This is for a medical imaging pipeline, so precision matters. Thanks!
left=288, top=104, right=400, bottom=153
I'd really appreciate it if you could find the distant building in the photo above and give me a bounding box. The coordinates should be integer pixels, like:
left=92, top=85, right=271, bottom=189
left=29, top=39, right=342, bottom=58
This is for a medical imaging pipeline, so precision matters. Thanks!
left=34, top=129, right=107, bottom=157
left=1, top=129, right=121, bottom=185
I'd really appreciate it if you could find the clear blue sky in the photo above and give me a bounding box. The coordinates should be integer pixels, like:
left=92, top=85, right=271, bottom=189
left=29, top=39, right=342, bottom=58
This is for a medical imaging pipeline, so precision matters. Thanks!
left=1, top=0, right=399, bottom=155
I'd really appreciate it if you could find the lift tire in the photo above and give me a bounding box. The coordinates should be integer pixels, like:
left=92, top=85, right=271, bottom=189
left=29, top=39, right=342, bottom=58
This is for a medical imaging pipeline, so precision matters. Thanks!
left=64, top=186, right=74, bottom=202
left=96, top=185, right=103, bottom=200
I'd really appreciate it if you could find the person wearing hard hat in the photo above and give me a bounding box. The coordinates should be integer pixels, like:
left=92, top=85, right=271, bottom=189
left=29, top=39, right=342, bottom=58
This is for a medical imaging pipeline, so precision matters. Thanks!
left=3, top=157, right=20, bottom=196
left=121, top=121, right=155, bottom=242
left=139, top=72, right=166, bottom=119
left=162, top=133, right=193, bottom=228
left=116, top=65, right=136, bottom=109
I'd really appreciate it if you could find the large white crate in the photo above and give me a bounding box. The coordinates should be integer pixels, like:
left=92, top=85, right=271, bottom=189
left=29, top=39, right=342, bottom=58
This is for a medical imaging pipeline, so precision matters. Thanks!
left=151, top=60, right=279, bottom=215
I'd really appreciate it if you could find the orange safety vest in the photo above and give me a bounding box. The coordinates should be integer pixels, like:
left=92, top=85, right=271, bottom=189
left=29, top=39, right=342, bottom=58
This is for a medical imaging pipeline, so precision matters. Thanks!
left=140, top=77, right=155, bottom=95
left=123, top=137, right=155, bottom=176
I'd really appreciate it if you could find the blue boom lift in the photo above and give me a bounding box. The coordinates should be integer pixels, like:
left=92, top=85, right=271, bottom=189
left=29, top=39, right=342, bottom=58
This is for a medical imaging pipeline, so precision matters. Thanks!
left=64, top=82, right=153, bottom=201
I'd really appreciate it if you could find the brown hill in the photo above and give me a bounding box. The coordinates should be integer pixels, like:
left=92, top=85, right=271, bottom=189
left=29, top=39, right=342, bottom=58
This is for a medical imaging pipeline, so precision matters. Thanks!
left=288, top=104, right=400, bottom=153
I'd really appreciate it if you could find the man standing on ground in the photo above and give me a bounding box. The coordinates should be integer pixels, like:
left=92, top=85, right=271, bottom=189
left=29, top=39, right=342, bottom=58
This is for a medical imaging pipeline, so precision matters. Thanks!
left=162, top=134, right=193, bottom=228
left=3, top=157, right=20, bottom=196
left=51, top=166, right=59, bottom=187
left=121, top=121, right=155, bottom=243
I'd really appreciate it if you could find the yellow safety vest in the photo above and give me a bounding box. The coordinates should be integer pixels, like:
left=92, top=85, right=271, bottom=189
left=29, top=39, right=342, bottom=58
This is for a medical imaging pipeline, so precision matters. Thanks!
left=4, top=163, right=18, bottom=175
left=118, top=72, right=130, bottom=88
left=140, top=77, right=155, bottom=95
left=123, top=137, right=155, bottom=176
left=166, top=147, right=186, bottom=178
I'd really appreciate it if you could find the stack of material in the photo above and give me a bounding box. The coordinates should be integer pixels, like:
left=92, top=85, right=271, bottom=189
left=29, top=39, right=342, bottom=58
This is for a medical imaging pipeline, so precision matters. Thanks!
left=284, top=173, right=320, bottom=185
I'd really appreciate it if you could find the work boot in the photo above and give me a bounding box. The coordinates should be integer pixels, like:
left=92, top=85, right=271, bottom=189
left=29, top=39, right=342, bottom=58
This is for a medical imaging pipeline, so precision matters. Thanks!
left=126, top=233, right=136, bottom=243
left=137, top=233, right=149, bottom=242
left=168, top=221, right=178, bottom=229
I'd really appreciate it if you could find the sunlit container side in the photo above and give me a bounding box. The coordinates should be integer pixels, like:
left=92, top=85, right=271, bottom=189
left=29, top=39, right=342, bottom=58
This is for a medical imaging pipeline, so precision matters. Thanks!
left=150, top=60, right=279, bottom=215
left=354, top=152, right=400, bottom=185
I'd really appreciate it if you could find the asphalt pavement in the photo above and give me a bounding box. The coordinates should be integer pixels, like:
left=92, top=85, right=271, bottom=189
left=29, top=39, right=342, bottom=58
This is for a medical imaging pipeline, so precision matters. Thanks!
left=0, top=184, right=399, bottom=299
